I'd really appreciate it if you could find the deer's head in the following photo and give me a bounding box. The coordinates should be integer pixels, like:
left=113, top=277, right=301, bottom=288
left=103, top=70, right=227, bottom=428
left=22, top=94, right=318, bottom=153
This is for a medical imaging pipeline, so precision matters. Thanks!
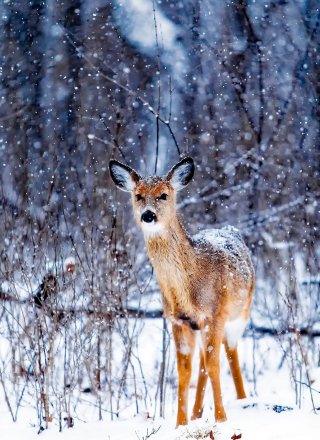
left=109, top=157, right=194, bottom=236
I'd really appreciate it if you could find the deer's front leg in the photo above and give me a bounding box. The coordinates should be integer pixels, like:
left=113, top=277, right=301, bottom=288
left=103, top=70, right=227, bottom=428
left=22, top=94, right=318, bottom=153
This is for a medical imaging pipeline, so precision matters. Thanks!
left=172, top=322, right=195, bottom=427
left=201, top=320, right=227, bottom=422
left=191, top=349, right=208, bottom=420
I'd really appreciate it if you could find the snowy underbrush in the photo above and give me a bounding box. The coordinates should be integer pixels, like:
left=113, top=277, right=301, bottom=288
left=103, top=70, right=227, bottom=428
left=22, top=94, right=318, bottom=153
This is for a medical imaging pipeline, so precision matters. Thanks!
left=1, top=260, right=319, bottom=439
left=1, top=372, right=319, bottom=440
left=0, top=311, right=319, bottom=439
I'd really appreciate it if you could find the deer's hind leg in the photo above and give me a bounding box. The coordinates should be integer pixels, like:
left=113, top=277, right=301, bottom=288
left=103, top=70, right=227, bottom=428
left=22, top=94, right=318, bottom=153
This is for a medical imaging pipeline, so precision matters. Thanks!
left=224, top=340, right=246, bottom=399
left=201, top=320, right=226, bottom=422
left=191, top=349, right=208, bottom=420
left=172, top=322, right=196, bottom=427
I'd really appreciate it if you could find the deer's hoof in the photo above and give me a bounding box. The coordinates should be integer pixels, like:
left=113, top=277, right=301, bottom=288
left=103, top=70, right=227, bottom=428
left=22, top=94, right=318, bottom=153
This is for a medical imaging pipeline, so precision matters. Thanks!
left=215, top=408, right=227, bottom=423
left=191, top=408, right=203, bottom=420
left=176, top=418, right=188, bottom=428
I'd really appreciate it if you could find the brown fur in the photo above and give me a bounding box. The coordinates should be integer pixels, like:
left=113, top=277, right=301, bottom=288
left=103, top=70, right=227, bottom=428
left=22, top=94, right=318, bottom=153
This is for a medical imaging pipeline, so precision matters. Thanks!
left=109, top=159, right=254, bottom=426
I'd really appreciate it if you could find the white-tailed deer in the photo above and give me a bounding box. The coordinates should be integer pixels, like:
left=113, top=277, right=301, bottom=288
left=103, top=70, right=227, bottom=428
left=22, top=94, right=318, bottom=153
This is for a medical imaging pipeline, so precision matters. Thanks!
left=109, top=157, right=254, bottom=426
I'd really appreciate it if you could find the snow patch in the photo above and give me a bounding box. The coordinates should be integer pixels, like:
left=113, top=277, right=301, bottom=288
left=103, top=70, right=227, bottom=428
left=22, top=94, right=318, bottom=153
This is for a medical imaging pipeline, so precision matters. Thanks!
left=114, top=0, right=186, bottom=72
left=178, top=341, right=191, bottom=356
left=193, top=227, right=252, bottom=283
left=224, top=318, right=247, bottom=349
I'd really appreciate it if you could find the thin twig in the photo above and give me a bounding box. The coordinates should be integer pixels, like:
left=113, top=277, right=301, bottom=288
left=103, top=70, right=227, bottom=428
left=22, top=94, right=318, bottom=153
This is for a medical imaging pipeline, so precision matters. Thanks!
left=153, top=0, right=161, bottom=173
left=58, top=22, right=181, bottom=157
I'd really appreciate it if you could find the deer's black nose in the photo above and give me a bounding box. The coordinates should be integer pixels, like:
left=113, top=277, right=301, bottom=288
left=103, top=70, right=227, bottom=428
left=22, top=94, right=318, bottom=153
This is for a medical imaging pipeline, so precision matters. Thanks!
left=141, top=210, right=157, bottom=223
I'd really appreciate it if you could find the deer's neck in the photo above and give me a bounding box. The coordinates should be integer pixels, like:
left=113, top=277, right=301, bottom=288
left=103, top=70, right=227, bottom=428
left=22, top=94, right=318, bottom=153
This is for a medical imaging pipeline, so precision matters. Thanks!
left=144, top=218, right=197, bottom=315
left=145, top=218, right=193, bottom=265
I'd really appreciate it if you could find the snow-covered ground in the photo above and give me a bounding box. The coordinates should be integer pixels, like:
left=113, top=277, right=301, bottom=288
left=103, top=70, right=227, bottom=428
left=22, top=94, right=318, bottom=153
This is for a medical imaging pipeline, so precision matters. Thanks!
left=2, top=396, right=319, bottom=440
left=1, top=318, right=319, bottom=440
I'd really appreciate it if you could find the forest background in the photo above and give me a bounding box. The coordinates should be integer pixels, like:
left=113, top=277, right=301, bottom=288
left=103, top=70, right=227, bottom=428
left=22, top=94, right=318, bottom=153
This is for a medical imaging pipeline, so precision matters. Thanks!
left=0, top=0, right=319, bottom=435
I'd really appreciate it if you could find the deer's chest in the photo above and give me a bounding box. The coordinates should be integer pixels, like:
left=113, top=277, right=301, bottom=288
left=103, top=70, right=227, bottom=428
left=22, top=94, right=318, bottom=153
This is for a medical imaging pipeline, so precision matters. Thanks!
left=150, top=250, right=197, bottom=314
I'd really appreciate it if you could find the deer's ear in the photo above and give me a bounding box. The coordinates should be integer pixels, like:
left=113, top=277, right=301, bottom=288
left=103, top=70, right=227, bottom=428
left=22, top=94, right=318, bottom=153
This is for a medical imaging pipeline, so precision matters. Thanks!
left=166, top=157, right=194, bottom=191
left=109, top=160, right=140, bottom=192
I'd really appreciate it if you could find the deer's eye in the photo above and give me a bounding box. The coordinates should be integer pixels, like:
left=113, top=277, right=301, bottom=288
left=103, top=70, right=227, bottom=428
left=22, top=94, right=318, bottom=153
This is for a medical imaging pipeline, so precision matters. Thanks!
left=136, top=194, right=144, bottom=202
left=159, top=193, right=168, bottom=200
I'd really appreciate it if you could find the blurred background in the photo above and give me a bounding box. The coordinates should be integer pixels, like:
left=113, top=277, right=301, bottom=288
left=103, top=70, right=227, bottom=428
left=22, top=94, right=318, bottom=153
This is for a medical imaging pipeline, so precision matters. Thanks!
left=0, top=0, right=319, bottom=432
